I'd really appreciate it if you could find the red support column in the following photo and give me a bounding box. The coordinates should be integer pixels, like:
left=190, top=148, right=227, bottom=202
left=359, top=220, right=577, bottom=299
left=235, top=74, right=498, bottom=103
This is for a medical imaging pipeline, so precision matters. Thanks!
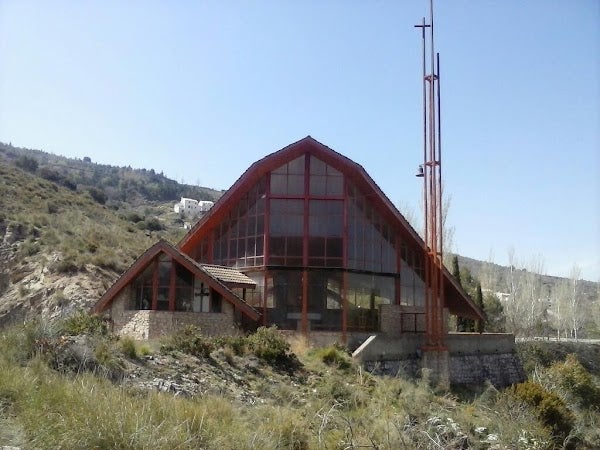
left=302, top=270, right=308, bottom=335
left=169, top=262, right=176, bottom=311
left=151, top=260, right=158, bottom=310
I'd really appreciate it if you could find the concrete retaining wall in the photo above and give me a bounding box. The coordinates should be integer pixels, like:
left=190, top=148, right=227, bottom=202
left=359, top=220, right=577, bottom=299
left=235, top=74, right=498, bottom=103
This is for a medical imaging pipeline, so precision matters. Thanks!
left=354, top=333, right=525, bottom=387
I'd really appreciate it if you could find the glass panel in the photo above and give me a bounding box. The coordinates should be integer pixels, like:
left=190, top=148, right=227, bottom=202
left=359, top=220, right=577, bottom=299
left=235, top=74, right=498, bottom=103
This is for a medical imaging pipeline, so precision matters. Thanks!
left=288, top=174, right=304, bottom=195
left=326, top=176, right=343, bottom=196
left=346, top=273, right=395, bottom=332
left=308, top=237, right=325, bottom=257
left=310, top=155, right=326, bottom=175
left=270, top=199, right=303, bottom=236
left=287, top=236, right=303, bottom=256
left=157, top=287, right=169, bottom=311
left=287, top=155, right=305, bottom=174
left=266, top=271, right=302, bottom=330
left=326, top=238, right=343, bottom=258
left=132, top=264, right=154, bottom=310
left=309, top=200, right=342, bottom=237
left=309, top=175, right=326, bottom=196
left=270, top=174, right=287, bottom=195
left=308, top=271, right=343, bottom=330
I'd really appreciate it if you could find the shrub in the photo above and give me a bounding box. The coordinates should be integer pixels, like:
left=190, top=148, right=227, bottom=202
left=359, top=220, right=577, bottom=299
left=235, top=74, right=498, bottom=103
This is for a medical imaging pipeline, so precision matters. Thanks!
left=51, top=258, right=80, bottom=274
left=160, top=326, right=213, bottom=358
left=20, top=239, right=40, bottom=256
left=119, top=336, right=138, bottom=359
left=87, top=187, right=107, bottom=205
left=317, top=345, right=352, bottom=370
left=15, top=155, right=38, bottom=173
left=546, top=354, right=600, bottom=409
left=246, top=326, right=290, bottom=363
left=213, top=335, right=247, bottom=356
left=126, top=211, right=144, bottom=223
left=61, top=312, right=108, bottom=336
left=510, top=381, right=574, bottom=441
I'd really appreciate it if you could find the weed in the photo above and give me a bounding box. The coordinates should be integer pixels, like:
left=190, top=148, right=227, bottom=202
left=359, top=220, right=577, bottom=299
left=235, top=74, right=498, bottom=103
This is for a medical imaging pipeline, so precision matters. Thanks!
left=119, top=336, right=138, bottom=359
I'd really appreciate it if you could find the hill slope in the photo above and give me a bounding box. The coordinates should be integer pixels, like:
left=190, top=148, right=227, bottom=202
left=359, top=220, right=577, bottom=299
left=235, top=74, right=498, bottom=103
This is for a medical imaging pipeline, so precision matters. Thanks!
left=0, top=141, right=222, bottom=206
left=0, top=159, right=181, bottom=325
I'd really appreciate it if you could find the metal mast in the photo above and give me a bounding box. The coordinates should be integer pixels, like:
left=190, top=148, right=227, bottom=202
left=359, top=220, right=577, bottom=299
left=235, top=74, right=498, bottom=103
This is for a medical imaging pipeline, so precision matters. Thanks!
left=415, top=0, right=445, bottom=351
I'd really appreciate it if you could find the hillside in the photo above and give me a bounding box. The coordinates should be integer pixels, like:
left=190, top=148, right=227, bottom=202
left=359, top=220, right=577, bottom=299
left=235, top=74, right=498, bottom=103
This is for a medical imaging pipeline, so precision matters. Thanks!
left=0, top=141, right=228, bottom=326
left=457, top=254, right=598, bottom=297
left=0, top=159, right=189, bottom=326
left=0, top=142, right=222, bottom=206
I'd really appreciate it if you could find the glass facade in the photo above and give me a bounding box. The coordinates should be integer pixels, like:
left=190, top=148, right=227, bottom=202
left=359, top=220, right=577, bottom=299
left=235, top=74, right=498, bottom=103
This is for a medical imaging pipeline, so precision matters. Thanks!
left=130, top=256, right=220, bottom=313
left=212, top=178, right=266, bottom=268
left=191, top=152, right=428, bottom=332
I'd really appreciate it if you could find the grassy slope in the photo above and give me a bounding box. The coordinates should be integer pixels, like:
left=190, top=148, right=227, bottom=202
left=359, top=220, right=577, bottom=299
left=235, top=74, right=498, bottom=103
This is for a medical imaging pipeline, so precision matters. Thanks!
left=0, top=160, right=153, bottom=271
left=0, top=160, right=191, bottom=324
left=0, top=323, right=561, bottom=450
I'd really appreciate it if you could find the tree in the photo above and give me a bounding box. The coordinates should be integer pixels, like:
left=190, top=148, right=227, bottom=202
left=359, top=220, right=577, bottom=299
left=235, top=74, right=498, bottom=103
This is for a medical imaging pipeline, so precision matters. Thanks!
left=483, top=291, right=505, bottom=332
left=452, top=256, right=475, bottom=332
left=550, top=279, right=570, bottom=340
left=451, top=255, right=462, bottom=285
left=504, top=247, right=522, bottom=334
left=475, top=282, right=485, bottom=333
left=15, top=155, right=38, bottom=173
left=521, top=255, right=548, bottom=337
left=565, top=264, right=584, bottom=340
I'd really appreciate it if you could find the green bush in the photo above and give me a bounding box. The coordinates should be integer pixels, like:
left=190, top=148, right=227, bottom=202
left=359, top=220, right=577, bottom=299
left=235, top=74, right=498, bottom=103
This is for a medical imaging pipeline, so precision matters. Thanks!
left=160, top=326, right=214, bottom=358
left=511, top=381, right=574, bottom=441
left=119, top=336, right=138, bottom=359
left=547, top=354, right=600, bottom=409
left=317, top=346, right=351, bottom=370
left=246, top=326, right=290, bottom=363
left=213, top=335, right=247, bottom=356
left=61, top=312, right=108, bottom=336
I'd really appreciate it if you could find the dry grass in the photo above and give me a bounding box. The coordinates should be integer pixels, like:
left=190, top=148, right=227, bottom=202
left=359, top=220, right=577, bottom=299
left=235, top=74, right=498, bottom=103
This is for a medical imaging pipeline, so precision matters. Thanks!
left=3, top=320, right=600, bottom=449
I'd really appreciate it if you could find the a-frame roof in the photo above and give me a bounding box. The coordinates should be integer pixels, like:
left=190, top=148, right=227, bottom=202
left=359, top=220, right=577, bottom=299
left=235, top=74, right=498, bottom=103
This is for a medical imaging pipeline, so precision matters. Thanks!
left=178, top=136, right=483, bottom=321
left=92, top=240, right=260, bottom=321
left=179, top=136, right=422, bottom=251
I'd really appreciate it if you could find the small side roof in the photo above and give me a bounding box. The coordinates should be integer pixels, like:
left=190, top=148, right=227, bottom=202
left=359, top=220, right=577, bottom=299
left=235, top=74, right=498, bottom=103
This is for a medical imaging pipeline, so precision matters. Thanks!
left=200, top=264, right=256, bottom=288
left=91, top=240, right=260, bottom=321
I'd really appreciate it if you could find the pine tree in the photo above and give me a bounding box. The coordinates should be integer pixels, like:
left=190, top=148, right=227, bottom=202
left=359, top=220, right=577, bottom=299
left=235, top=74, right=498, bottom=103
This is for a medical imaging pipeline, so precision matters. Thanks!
left=451, top=255, right=461, bottom=285
left=475, top=282, right=486, bottom=333
left=452, top=256, right=467, bottom=332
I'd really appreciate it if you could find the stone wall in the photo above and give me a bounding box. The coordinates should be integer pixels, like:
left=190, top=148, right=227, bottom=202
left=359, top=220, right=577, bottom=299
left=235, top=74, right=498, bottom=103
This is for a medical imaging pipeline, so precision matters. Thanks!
left=355, top=333, right=525, bottom=388
left=107, top=287, right=239, bottom=339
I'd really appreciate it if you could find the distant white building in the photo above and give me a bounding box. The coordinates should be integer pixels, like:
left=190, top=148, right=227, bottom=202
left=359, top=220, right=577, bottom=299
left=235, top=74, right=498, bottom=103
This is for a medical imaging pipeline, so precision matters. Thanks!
left=174, top=198, right=214, bottom=217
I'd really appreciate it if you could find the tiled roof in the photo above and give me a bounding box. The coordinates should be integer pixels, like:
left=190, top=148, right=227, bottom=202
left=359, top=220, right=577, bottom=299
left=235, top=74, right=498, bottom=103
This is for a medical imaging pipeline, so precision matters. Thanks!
left=200, top=264, right=257, bottom=287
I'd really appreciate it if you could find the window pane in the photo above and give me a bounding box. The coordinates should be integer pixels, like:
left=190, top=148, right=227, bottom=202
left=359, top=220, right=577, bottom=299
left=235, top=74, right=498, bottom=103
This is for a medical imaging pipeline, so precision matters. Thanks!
left=326, top=238, right=343, bottom=258
left=310, top=156, right=326, bottom=175
left=288, top=155, right=305, bottom=174
left=309, top=175, right=326, bottom=195
left=326, top=176, right=343, bottom=195
left=270, top=174, right=287, bottom=194
left=288, top=174, right=304, bottom=195
left=287, top=236, right=303, bottom=256
left=309, top=237, right=325, bottom=257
